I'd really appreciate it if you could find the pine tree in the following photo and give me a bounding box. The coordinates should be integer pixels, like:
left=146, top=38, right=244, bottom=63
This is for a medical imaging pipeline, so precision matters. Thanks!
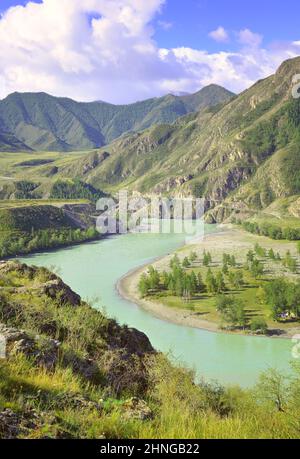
left=197, top=272, right=205, bottom=293
left=216, top=271, right=226, bottom=293
left=182, top=257, right=191, bottom=268
left=189, top=271, right=198, bottom=295
left=189, top=251, right=197, bottom=263
left=138, top=274, right=150, bottom=297
left=222, top=262, right=229, bottom=275
left=206, top=268, right=217, bottom=295
left=268, top=248, right=275, bottom=260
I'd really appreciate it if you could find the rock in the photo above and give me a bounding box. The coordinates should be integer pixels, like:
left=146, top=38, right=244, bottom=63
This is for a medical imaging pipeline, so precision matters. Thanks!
left=42, top=279, right=81, bottom=306
left=122, top=397, right=153, bottom=421
left=63, top=352, right=100, bottom=381
left=0, top=408, right=40, bottom=439
left=46, top=166, right=58, bottom=177
left=108, top=325, right=154, bottom=355
left=101, top=349, right=150, bottom=397
left=0, top=323, right=60, bottom=370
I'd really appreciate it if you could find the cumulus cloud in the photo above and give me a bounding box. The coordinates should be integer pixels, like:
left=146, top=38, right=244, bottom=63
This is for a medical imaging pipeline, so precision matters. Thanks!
left=209, top=26, right=229, bottom=43
left=238, top=28, right=263, bottom=48
left=0, top=0, right=299, bottom=103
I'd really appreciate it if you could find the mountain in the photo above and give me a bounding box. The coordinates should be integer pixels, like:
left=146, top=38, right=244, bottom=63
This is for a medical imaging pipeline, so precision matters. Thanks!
left=0, top=130, right=32, bottom=152
left=1, top=56, right=300, bottom=224
left=0, top=85, right=234, bottom=152
left=50, top=56, right=299, bottom=220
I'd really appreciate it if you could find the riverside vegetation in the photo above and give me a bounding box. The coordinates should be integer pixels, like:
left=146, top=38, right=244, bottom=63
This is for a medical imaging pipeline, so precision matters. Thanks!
left=2, top=56, right=300, bottom=439
left=1, top=261, right=300, bottom=439
left=138, top=236, right=300, bottom=335
left=0, top=200, right=101, bottom=258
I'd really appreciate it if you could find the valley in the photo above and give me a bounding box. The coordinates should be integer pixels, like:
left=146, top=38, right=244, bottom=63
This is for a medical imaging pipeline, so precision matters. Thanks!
left=1, top=55, right=300, bottom=440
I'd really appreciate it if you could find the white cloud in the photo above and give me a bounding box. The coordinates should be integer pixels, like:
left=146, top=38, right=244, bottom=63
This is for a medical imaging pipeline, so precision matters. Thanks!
left=238, top=29, right=263, bottom=48
left=209, top=26, right=229, bottom=43
left=0, top=1, right=299, bottom=103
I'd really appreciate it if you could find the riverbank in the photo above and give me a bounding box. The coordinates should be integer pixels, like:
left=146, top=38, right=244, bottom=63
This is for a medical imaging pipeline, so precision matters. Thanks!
left=117, top=225, right=300, bottom=339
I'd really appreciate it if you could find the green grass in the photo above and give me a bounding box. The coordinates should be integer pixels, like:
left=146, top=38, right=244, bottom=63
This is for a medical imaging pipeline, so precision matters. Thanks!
left=142, top=227, right=300, bottom=333
left=148, top=265, right=284, bottom=330
left=1, top=261, right=300, bottom=439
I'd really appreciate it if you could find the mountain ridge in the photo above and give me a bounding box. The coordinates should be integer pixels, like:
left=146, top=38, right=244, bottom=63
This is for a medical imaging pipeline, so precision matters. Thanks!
left=47, top=56, right=300, bottom=219
left=0, top=85, right=234, bottom=152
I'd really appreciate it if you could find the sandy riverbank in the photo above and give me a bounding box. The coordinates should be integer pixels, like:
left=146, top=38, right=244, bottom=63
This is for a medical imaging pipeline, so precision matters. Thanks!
left=117, top=225, right=300, bottom=339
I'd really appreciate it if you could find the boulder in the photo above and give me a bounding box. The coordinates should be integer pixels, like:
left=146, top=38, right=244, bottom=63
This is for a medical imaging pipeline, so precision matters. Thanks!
left=0, top=323, right=60, bottom=370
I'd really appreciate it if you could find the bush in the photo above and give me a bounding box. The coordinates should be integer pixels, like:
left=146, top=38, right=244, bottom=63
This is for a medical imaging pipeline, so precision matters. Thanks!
left=250, top=318, right=268, bottom=335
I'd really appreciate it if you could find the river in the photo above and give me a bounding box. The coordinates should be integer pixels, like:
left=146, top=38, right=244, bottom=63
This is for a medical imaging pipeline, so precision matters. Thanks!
left=20, top=222, right=293, bottom=387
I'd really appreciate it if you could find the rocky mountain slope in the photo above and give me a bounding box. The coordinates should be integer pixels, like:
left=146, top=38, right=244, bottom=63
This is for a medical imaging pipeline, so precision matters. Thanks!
left=0, top=261, right=155, bottom=438
left=1, top=261, right=300, bottom=439
left=53, top=56, right=300, bottom=220
left=0, top=85, right=233, bottom=152
left=1, top=56, right=300, bottom=223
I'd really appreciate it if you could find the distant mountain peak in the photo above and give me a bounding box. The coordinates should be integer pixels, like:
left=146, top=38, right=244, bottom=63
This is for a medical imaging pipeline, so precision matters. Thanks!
left=0, top=84, right=234, bottom=152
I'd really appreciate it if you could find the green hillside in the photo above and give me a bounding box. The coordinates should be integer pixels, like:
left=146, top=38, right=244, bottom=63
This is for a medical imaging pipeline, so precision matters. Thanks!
left=1, top=261, right=300, bottom=439
left=0, top=131, right=32, bottom=152
left=0, top=85, right=233, bottom=152
left=0, top=200, right=99, bottom=257
left=54, top=56, right=300, bottom=217
left=1, top=57, right=300, bottom=226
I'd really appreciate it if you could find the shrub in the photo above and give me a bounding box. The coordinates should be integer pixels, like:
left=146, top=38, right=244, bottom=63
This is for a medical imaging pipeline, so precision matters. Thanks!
left=250, top=318, right=268, bottom=335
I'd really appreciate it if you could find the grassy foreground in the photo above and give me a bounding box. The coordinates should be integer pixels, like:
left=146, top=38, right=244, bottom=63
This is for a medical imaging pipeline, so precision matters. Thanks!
left=0, top=261, right=300, bottom=439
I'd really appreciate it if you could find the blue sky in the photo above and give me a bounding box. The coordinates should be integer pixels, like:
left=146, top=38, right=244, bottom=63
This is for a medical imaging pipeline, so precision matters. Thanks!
left=2, top=0, right=299, bottom=51
left=154, top=0, right=300, bottom=51
left=0, top=0, right=299, bottom=103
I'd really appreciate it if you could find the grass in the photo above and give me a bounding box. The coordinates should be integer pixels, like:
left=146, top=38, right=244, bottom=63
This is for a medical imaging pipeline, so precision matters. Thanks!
left=1, top=261, right=300, bottom=439
left=149, top=265, right=283, bottom=330
left=141, top=226, right=300, bottom=334
left=0, top=199, right=89, bottom=209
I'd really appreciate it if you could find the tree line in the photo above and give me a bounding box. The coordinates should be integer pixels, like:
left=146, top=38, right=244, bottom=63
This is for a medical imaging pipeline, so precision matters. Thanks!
left=0, top=226, right=99, bottom=258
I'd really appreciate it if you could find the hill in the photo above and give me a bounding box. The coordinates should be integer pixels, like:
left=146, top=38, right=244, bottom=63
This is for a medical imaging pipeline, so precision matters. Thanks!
left=53, top=56, right=300, bottom=219
left=0, top=85, right=234, bottom=152
left=0, top=200, right=99, bottom=257
left=1, top=56, right=300, bottom=225
left=1, top=261, right=300, bottom=439
left=0, top=131, right=32, bottom=153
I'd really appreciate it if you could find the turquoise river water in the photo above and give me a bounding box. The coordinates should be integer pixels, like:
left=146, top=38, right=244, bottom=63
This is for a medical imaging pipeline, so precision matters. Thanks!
left=20, top=222, right=294, bottom=387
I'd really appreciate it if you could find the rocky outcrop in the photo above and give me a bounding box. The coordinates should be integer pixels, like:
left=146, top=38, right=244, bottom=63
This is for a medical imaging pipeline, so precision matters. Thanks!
left=0, top=261, right=155, bottom=399
left=42, top=278, right=81, bottom=306
left=0, top=409, right=42, bottom=439
left=154, top=175, right=194, bottom=194
left=0, top=324, right=60, bottom=370
left=0, top=261, right=81, bottom=307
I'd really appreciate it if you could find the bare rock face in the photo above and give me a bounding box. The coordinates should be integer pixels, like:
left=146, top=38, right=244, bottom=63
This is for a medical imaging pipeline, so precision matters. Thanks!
left=0, top=323, right=60, bottom=370
left=154, top=175, right=193, bottom=193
